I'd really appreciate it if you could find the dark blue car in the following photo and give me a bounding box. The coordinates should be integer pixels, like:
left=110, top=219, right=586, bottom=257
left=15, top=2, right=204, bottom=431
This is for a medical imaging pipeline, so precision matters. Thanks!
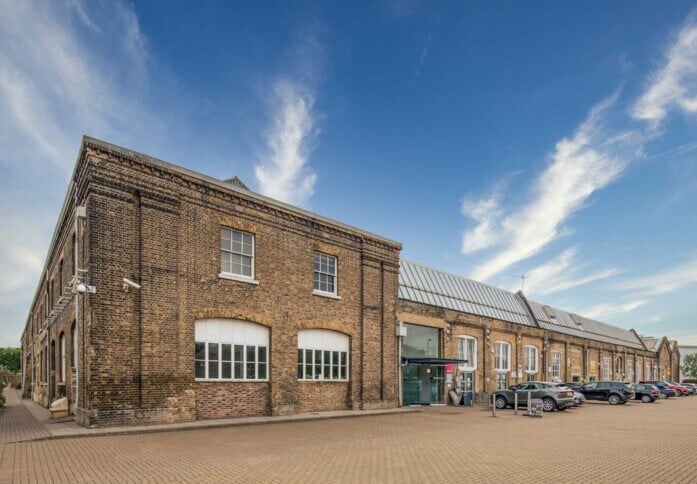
left=653, top=383, right=676, bottom=399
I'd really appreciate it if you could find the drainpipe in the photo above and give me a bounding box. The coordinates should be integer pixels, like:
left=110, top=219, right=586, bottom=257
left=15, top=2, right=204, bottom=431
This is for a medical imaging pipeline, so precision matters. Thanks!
left=73, top=191, right=80, bottom=411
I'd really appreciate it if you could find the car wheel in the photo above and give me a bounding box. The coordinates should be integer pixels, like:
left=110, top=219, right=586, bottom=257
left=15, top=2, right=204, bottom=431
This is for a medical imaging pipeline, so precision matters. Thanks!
left=542, top=398, right=556, bottom=412
left=495, top=396, right=508, bottom=409
left=641, top=395, right=652, bottom=403
left=608, top=394, right=620, bottom=405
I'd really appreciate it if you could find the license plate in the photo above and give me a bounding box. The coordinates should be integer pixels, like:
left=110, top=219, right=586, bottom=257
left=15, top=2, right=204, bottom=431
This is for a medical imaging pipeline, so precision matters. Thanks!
left=567, top=391, right=573, bottom=397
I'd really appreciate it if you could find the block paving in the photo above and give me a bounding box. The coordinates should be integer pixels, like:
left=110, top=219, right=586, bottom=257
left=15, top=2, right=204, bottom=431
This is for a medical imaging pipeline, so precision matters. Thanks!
left=2, top=390, right=697, bottom=482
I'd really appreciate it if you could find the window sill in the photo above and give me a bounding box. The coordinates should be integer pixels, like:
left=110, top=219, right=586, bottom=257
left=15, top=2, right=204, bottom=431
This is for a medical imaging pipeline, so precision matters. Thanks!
left=195, top=378, right=269, bottom=383
left=218, top=273, right=259, bottom=285
left=312, top=290, right=341, bottom=300
left=298, top=379, right=349, bottom=383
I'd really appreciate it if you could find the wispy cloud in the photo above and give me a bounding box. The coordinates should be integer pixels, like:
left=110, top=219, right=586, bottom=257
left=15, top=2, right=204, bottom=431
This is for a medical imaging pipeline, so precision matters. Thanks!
left=255, top=80, right=318, bottom=207
left=0, top=0, right=161, bottom=346
left=615, top=258, right=697, bottom=297
left=517, top=247, right=619, bottom=297
left=254, top=29, right=324, bottom=208
left=580, top=299, right=647, bottom=320
left=465, top=94, right=639, bottom=281
left=632, top=13, right=697, bottom=126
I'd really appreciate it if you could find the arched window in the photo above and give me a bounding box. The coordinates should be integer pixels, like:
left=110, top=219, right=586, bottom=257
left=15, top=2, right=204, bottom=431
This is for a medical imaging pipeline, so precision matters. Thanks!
left=297, top=329, right=349, bottom=381
left=494, top=341, right=511, bottom=390
left=457, top=336, right=477, bottom=371
left=524, top=345, right=538, bottom=374
left=194, top=319, right=269, bottom=381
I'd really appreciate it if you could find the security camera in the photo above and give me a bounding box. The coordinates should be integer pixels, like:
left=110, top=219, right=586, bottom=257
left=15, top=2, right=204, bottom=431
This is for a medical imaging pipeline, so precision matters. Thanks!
left=122, top=278, right=141, bottom=291
left=76, top=283, right=87, bottom=294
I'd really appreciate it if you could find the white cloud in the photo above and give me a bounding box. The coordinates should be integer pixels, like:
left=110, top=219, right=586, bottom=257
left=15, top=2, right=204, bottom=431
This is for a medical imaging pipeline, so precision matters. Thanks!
left=254, top=28, right=324, bottom=208
left=518, top=247, right=619, bottom=296
left=254, top=80, right=318, bottom=207
left=0, top=0, right=160, bottom=346
left=580, top=299, right=648, bottom=320
left=461, top=189, right=503, bottom=254
left=615, top=258, right=697, bottom=297
left=632, top=14, right=697, bottom=126
left=466, top=94, right=638, bottom=281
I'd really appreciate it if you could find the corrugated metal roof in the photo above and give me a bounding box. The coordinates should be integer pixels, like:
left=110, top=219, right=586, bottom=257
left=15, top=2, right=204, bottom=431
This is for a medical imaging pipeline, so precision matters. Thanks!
left=528, top=300, right=645, bottom=350
left=399, top=261, right=536, bottom=327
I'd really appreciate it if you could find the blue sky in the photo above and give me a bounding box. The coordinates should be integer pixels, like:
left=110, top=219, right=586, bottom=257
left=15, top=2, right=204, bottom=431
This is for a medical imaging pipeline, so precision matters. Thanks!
left=2, top=0, right=697, bottom=347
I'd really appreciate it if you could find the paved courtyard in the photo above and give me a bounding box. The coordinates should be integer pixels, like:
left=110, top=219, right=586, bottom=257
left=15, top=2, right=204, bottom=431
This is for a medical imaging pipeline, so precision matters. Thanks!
left=2, top=393, right=697, bottom=483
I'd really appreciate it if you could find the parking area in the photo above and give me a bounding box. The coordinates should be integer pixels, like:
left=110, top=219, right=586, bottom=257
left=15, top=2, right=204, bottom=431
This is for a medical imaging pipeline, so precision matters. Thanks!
left=2, top=396, right=697, bottom=483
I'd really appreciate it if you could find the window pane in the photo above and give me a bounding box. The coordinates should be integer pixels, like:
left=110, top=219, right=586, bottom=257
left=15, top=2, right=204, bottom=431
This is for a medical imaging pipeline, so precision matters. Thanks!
left=340, top=364, right=347, bottom=380
left=332, top=351, right=339, bottom=379
left=222, top=344, right=232, bottom=362
left=314, top=350, right=323, bottom=379
left=234, top=345, right=244, bottom=379
left=222, top=362, right=232, bottom=379
left=323, top=351, right=331, bottom=380
left=246, top=346, right=256, bottom=379
left=195, top=342, right=205, bottom=360
left=258, top=363, right=267, bottom=380
left=208, top=343, right=219, bottom=362
left=208, top=361, right=218, bottom=379
left=258, top=346, right=267, bottom=364
left=305, top=349, right=313, bottom=379
left=221, top=228, right=231, bottom=241
left=340, top=352, right=347, bottom=365
left=195, top=360, right=205, bottom=379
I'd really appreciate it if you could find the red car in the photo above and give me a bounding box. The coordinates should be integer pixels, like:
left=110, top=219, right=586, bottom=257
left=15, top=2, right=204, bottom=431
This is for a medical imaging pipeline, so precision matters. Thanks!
left=666, top=381, right=689, bottom=396
left=642, top=381, right=688, bottom=396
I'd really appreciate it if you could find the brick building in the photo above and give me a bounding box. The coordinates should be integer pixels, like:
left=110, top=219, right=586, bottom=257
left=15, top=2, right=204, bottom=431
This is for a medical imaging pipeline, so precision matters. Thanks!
left=397, top=261, right=657, bottom=404
left=21, top=137, right=401, bottom=427
left=20, top=137, right=679, bottom=426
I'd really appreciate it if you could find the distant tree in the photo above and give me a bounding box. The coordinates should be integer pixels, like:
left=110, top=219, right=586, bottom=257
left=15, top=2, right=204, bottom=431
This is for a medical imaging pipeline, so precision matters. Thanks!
left=683, top=353, right=697, bottom=379
left=0, top=348, right=21, bottom=373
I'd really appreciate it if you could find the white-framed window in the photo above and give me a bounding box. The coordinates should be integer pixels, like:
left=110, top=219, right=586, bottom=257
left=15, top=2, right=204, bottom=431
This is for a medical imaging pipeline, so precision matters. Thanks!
left=524, top=345, right=538, bottom=374
left=313, top=253, right=337, bottom=295
left=551, top=352, right=561, bottom=382
left=615, top=357, right=623, bottom=378
left=59, top=333, right=66, bottom=382
left=194, top=319, right=269, bottom=381
left=636, top=360, right=642, bottom=382
left=494, top=341, right=511, bottom=372
left=220, top=228, right=254, bottom=279
left=496, top=372, right=508, bottom=390
left=646, top=362, right=651, bottom=381
left=602, top=357, right=611, bottom=381
left=297, top=329, right=349, bottom=381
left=457, top=336, right=477, bottom=371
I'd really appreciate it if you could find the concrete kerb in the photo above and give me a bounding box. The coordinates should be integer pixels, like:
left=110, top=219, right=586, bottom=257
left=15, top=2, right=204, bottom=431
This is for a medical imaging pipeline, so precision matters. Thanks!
left=12, top=407, right=421, bottom=444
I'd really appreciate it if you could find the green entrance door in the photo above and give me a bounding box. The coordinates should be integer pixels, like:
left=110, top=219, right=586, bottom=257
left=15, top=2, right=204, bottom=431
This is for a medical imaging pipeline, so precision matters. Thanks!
left=402, top=365, right=445, bottom=405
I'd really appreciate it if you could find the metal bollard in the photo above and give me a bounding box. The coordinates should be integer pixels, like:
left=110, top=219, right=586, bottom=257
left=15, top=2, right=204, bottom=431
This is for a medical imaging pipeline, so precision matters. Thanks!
left=492, top=393, right=497, bottom=417
left=514, top=392, right=518, bottom=415
left=527, top=390, right=531, bottom=415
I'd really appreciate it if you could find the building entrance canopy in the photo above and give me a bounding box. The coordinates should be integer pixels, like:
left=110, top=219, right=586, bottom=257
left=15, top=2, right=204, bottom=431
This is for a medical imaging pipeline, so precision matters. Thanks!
left=401, top=357, right=468, bottom=366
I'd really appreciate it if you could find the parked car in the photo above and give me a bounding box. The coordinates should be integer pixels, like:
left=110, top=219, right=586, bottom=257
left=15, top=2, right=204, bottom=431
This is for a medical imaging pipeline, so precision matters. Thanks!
left=552, top=383, right=586, bottom=406
left=494, top=381, right=575, bottom=412
left=648, top=383, right=676, bottom=399
left=666, top=381, right=693, bottom=395
left=681, top=383, right=697, bottom=395
left=641, top=381, right=687, bottom=396
left=578, top=381, right=634, bottom=405
left=560, top=382, right=583, bottom=391
left=631, top=383, right=660, bottom=403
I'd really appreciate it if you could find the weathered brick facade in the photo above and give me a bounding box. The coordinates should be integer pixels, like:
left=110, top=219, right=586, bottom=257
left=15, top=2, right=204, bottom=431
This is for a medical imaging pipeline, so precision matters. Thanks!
left=20, top=137, right=680, bottom=428
left=22, top=137, right=401, bottom=427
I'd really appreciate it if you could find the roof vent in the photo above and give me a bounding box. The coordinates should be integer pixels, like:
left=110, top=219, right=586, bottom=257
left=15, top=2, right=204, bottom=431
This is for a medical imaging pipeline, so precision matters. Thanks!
left=570, top=313, right=583, bottom=326
left=541, top=305, right=556, bottom=319
left=223, top=176, right=249, bottom=190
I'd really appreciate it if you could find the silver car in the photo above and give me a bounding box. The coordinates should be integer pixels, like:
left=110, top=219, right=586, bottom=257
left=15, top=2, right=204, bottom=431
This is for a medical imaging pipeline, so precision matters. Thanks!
left=553, top=383, right=586, bottom=406
left=494, top=381, right=576, bottom=412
